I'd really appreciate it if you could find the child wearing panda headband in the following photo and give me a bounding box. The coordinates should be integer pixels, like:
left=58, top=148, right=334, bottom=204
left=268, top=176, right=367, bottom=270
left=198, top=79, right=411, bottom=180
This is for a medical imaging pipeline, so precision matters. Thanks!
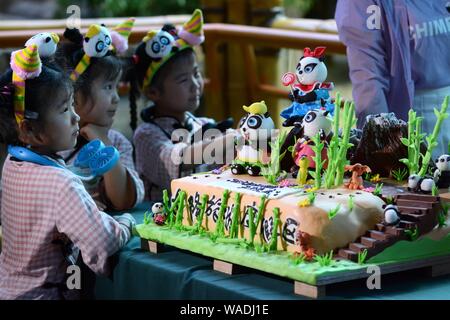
left=55, top=19, right=144, bottom=212
left=131, top=9, right=238, bottom=201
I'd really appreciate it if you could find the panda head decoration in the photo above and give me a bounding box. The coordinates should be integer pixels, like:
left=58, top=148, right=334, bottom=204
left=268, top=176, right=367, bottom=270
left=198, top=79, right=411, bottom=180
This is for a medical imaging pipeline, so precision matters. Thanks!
left=143, top=30, right=176, bottom=60
left=240, top=101, right=275, bottom=142
left=301, top=109, right=332, bottom=139
left=151, top=202, right=164, bottom=215
left=25, top=32, right=59, bottom=58
left=296, top=47, right=328, bottom=86
left=435, top=154, right=450, bottom=172
left=140, top=9, right=205, bottom=89
left=83, top=24, right=112, bottom=58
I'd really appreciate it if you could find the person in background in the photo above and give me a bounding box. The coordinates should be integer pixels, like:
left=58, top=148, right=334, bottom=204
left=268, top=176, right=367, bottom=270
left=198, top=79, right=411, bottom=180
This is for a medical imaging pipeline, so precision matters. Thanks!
left=335, top=0, right=450, bottom=157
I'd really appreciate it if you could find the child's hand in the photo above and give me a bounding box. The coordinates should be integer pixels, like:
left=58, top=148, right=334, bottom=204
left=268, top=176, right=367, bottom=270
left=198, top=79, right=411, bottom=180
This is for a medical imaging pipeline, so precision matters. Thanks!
left=80, top=123, right=111, bottom=145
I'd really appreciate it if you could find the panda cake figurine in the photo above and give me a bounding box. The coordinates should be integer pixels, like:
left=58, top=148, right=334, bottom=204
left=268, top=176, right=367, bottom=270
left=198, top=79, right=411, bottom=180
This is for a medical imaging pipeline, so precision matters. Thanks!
left=434, top=154, right=450, bottom=188
left=231, top=101, right=275, bottom=176
left=280, top=47, right=335, bottom=127
left=383, top=204, right=401, bottom=226
left=408, top=174, right=436, bottom=194
left=151, top=202, right=167, bottom=225
left=291, top=109, right=332, bottom=179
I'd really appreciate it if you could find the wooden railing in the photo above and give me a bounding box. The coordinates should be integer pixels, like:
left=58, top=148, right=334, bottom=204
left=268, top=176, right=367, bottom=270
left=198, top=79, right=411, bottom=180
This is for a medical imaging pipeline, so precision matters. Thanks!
left=0, top=20, right=346, bottom=120
left=202, top=23, right=345, bottom=119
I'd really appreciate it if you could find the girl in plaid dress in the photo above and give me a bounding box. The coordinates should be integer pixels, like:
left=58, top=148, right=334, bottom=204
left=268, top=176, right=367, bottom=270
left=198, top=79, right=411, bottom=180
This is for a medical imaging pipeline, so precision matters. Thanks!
left=130, top=10, right=238, bottom=201
left=0, top=44, right=135, bottom=299
left=55, top=21, right=145, bottom=211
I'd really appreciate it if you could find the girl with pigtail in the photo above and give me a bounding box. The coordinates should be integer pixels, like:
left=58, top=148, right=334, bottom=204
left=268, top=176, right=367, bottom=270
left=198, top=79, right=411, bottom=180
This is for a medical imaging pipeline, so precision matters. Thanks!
left=130, top=9, right=238, bottom=201
left=55, top=19, right=145, bottom=211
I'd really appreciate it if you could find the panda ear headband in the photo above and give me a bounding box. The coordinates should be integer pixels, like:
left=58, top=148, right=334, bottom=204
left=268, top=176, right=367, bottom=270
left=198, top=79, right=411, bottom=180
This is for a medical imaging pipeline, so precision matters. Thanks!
left=141, top=9, right=205, bottom=89
left=69, top=18, right=135, bottom=81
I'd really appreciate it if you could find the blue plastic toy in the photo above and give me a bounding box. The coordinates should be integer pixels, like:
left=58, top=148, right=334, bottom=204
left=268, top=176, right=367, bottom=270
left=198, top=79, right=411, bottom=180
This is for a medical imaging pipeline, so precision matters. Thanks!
left=8, top=139, right=119, bottom=178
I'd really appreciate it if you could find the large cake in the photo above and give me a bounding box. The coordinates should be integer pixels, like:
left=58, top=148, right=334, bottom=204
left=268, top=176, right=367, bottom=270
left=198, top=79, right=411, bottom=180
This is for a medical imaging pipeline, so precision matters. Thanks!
left=136, top=47, right=450, bottom=295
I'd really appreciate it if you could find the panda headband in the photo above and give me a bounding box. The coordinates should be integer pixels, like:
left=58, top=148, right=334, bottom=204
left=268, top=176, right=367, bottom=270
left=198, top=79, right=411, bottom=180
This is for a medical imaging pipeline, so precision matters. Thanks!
left=70, top=18, right=135, bottom=81
left=9, top=33, right=59, bottom=125
left=141, top=9, right=205, bottom=89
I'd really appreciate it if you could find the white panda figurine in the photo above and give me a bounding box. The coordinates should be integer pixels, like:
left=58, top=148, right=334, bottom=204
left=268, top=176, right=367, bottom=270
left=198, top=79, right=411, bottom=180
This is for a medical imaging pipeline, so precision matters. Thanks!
left=151, top=202, right=164, bottom=216
left=232, top=101, right=275, bottom=176
left=301, top=109, right=332, bottom=140
left=83, top=24, right=112, bottom=58
left=434, top=154, right=450, bottom=188
left=144, top=30, right=175, bottom=59
left=25, top=32, right=59, bottom=58
left=295, top=50, right=328, bottom=87
left=408, top=174, right=435, bottom=193
left=383, top=204, right=401, bottom=226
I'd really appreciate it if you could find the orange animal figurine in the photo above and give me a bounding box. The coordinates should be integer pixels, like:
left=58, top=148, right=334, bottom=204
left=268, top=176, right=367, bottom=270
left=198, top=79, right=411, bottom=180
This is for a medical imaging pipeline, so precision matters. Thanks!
left=344, top=163, right=371, bottom=190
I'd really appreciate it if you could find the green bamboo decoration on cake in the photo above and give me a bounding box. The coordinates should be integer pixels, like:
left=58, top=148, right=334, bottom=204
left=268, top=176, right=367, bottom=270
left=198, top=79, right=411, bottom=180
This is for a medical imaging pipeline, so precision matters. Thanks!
left=162, top=189, right=171, bottom=217
left=324, top=92, right=341, bottom=188
left=248, top=207, right=256, bottom=245
left=185, top=195, right=193, bottom=226
left=255, top=195, right=268, bottom=244
left=400, top=110, right=424, bottom=175
left=174, top=191, right=186, bottom=229
left=261, top=130, right=287, bottom=185
left=229, top=192, right=242, bottom=238
left=335, top=101, right=356, bottom=186
left=167, top=191, right=182, bottom=227
left=268, top=207, right=281, bottom=251
left=418, top=96, right=449, bottom=177
left=214, top=189, right=231, bottom=237
left=194, top=194, right=209, bottom=233
left=310, top=132, right=326, bottom=189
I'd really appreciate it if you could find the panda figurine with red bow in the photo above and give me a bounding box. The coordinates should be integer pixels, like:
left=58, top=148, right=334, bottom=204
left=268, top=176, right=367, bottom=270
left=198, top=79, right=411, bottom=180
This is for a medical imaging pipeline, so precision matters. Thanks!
left=280, top=47, right=335, bottom=127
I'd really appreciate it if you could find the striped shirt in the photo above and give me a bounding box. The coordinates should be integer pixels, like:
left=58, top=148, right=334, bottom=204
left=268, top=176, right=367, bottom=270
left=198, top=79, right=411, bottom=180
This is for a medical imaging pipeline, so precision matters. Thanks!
left=60, top=129, right=145, bottom=210
left=0, top=156, right=132, bottom=299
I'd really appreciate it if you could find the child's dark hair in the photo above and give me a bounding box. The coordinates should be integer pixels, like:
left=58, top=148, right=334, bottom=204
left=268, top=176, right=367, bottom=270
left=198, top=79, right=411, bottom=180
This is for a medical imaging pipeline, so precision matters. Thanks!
left=0, top=64, right=72, bottom=146
left=55, top=28, right=123, bottom=107
left=128, top=32, right=195, bottom=128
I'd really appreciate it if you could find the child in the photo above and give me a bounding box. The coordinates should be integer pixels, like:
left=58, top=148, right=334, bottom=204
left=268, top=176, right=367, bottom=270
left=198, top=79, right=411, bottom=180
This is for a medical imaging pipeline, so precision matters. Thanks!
left=0, top=44, right=135, bottom=299
left=55, top=20, right=145, bottom=211
left=131, top=9, right=237, bottom=200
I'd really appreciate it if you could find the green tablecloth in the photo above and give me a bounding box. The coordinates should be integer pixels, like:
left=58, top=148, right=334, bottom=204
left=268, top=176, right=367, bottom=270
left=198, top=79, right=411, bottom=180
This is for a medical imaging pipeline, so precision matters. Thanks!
left=95, top=203, right=450, bottom=300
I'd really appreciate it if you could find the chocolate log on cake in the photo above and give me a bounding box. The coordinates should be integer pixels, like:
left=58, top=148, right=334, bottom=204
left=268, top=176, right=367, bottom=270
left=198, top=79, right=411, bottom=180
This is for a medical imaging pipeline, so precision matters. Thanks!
left=352, top=113, right=409, bottom=177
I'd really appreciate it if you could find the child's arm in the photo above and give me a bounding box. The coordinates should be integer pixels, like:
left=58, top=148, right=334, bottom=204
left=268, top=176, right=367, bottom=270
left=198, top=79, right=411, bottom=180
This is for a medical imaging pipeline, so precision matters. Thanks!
left=181, top=129, right=238, bottom=169
left=55, top=174, right=135, bottom=275
left=80, top=124, right=144, bottom=211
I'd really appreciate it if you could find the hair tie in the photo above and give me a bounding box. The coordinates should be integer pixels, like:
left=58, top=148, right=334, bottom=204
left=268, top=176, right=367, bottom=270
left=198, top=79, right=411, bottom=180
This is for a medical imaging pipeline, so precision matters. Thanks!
left=132, top=54, right=140, bottom=65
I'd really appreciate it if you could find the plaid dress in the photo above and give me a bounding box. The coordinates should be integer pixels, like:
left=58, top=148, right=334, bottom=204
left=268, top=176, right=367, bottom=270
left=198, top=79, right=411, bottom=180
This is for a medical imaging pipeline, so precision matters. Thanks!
left=60, top=129, right=145, bottom=210
left=133, top=113, right=214, bottom=201
left=0, top=156, right=132, bottom=299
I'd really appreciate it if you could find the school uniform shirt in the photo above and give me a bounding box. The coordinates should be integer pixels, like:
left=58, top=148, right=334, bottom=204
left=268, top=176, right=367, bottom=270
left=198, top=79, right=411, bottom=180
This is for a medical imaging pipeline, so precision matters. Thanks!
left=133, top=113, right=215, bottom=201
left=60, top=129, right=145, bottom=210
left=0, top=156, right=132, bottom=300
left=335, top=0, right=450, bottom=125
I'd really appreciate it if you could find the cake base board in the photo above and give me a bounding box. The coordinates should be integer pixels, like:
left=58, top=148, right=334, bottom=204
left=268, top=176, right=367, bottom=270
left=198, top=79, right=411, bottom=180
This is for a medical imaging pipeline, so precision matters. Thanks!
left=137, top=223, right=450, bottom=299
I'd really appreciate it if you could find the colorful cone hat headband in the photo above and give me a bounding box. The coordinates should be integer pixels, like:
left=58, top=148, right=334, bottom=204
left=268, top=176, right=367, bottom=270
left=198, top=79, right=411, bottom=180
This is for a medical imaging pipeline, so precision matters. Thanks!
left=10, top=44, right=42, bottom=125
left=111, top=17, right=135, bottom=54
left=70, top=18, right=134, bottom=81
left=141, top=9, right=205, bottom=89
